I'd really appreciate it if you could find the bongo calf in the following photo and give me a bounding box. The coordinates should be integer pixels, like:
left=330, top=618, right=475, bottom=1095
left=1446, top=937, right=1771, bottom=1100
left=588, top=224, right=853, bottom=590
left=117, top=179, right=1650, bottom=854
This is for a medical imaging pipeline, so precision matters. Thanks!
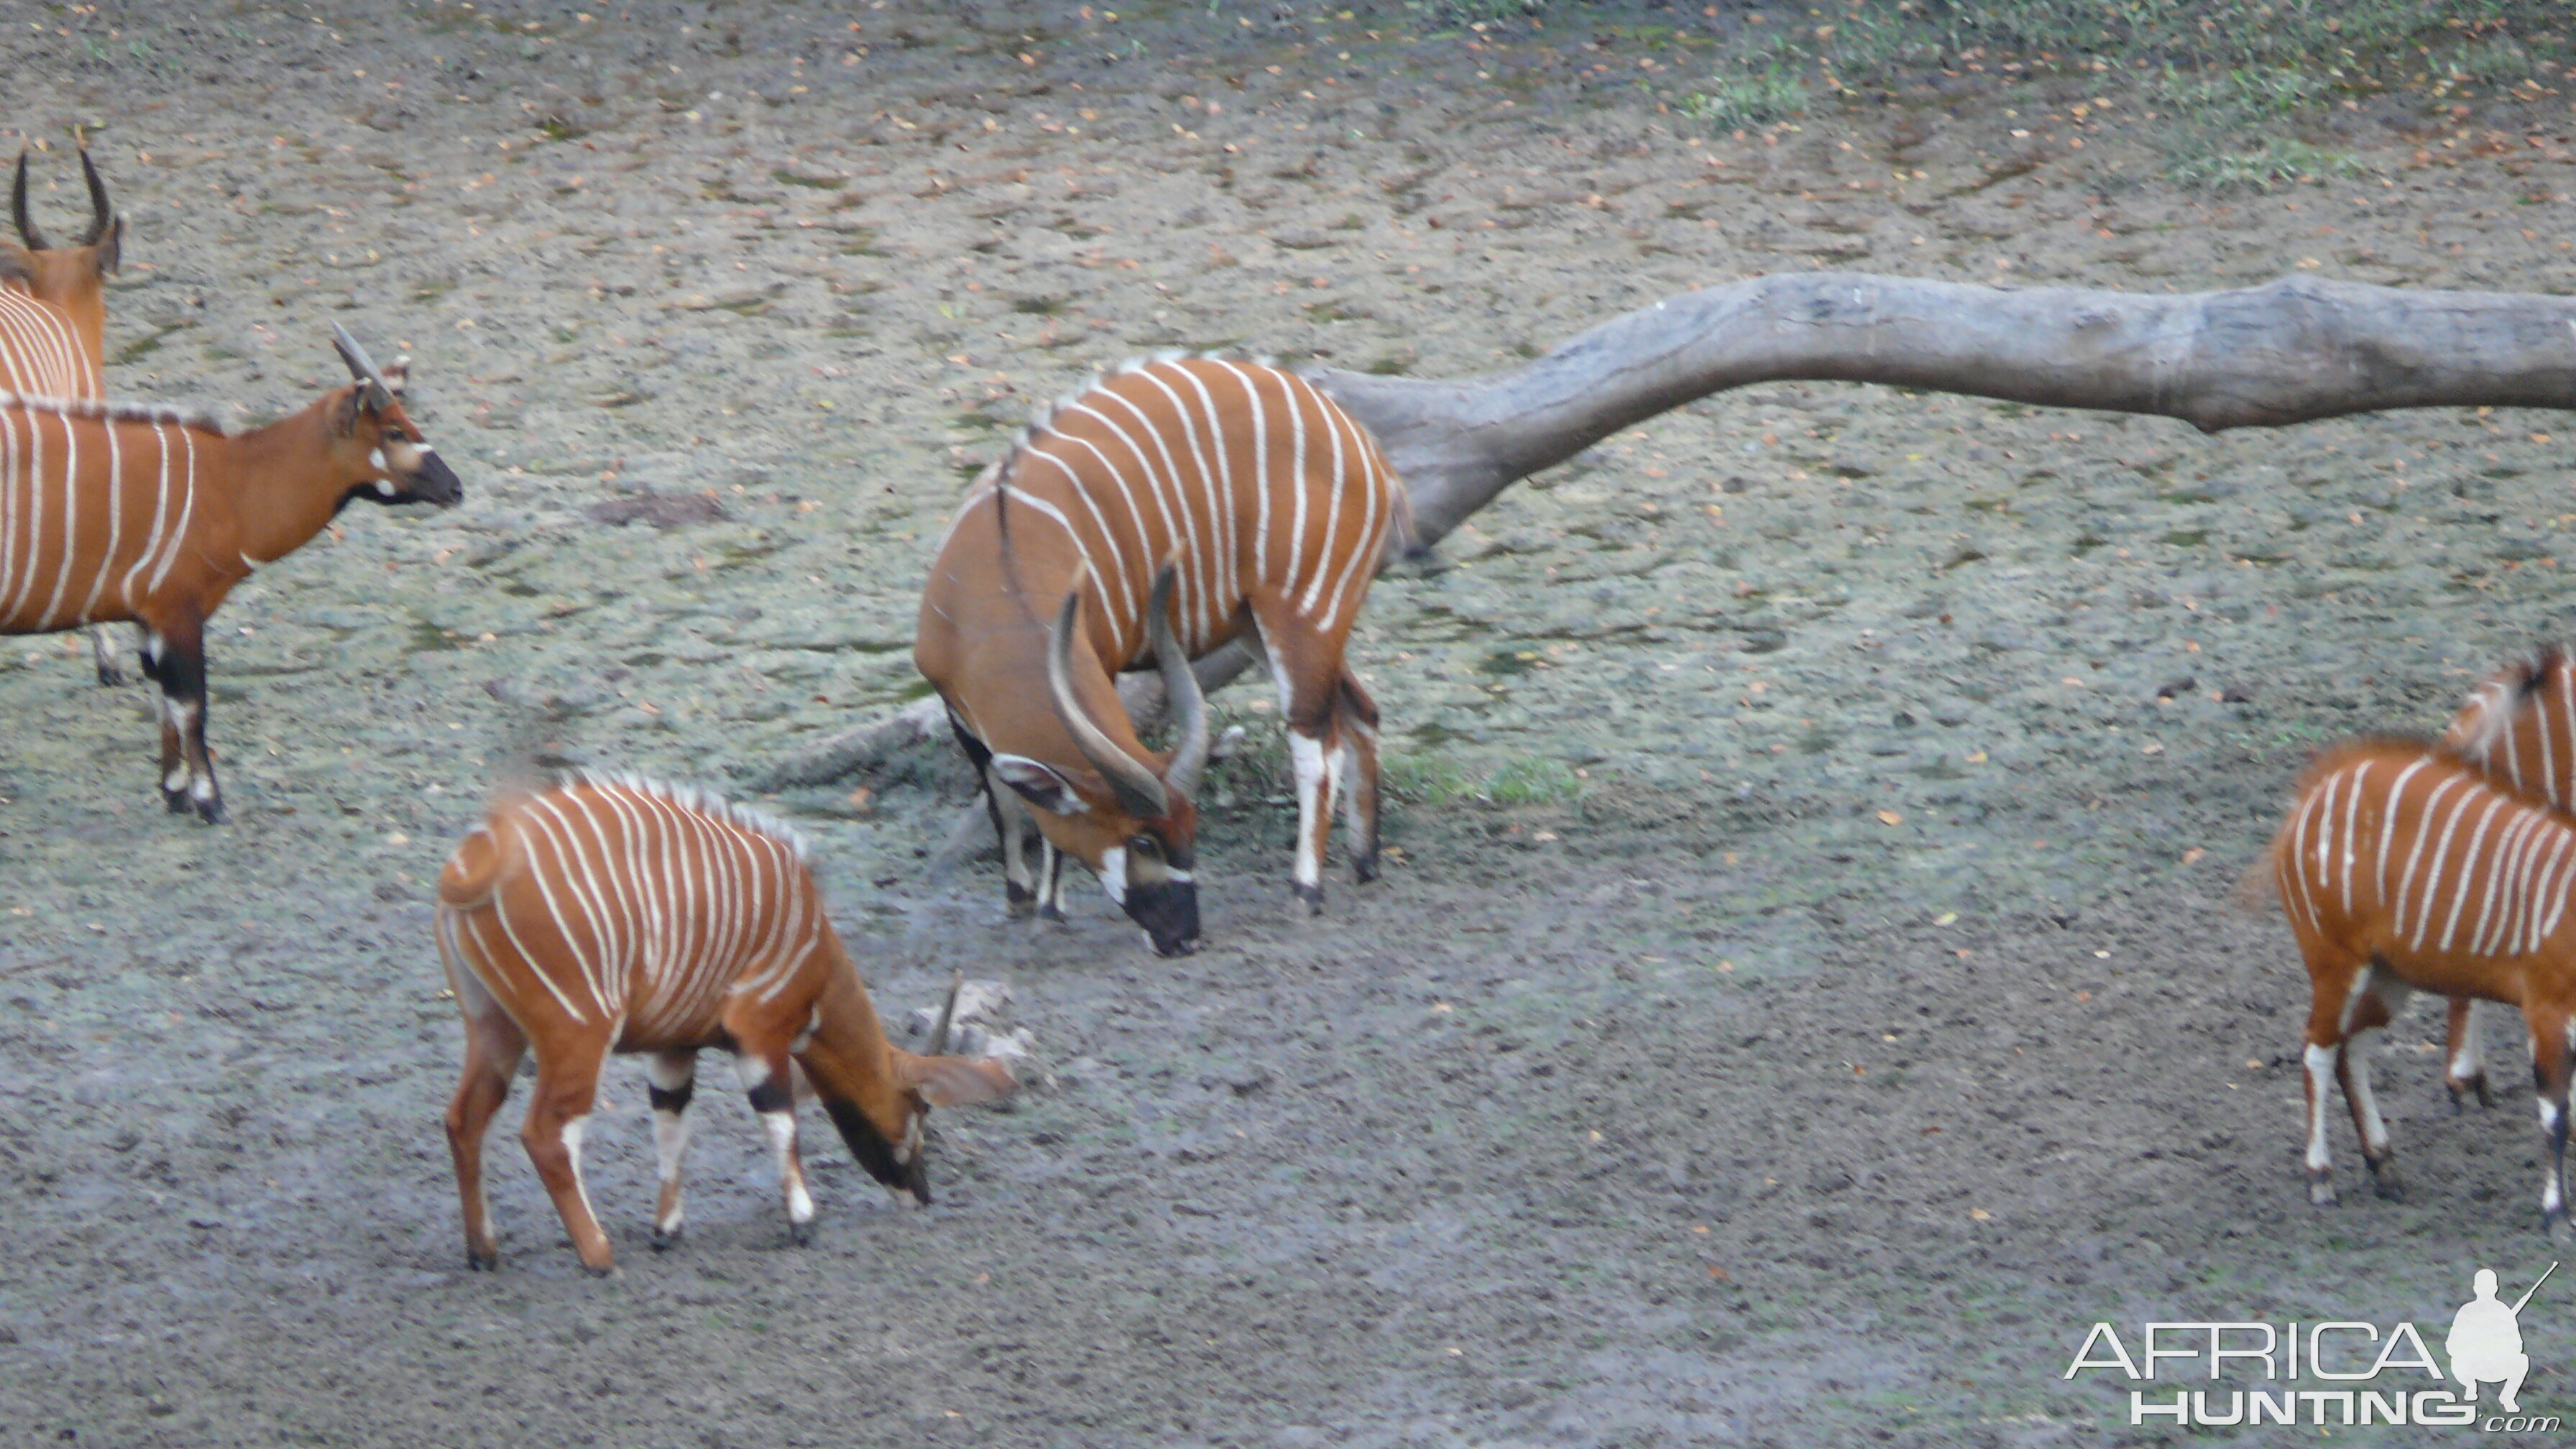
left=434, top=770, right=1018, bottom=1274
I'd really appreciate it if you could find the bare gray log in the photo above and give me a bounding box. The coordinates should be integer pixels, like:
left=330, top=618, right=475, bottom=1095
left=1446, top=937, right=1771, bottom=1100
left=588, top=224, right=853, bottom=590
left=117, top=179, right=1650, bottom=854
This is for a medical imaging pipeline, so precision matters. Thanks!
left=1310, top=271, right=2576, bottom=552
left=751, top=271, right=2576, bottom=791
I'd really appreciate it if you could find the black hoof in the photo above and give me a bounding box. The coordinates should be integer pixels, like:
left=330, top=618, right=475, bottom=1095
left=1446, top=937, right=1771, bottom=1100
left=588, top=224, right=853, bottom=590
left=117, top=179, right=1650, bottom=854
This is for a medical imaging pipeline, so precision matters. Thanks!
left=1352, top=853, right=1380, bottom=885
left=194, top=797, right=227, bottom=825
left=650, top=1225, right=681, bottom=1252
left=582, top=1261, right=617, bottom=1279
left=2369, top=1169, right=2406, bottom=1202
left=1037, top=903, right=1067, bottom=924
left=1293, top=883, right=1325, bottom=915
left=466, top=1251, right=498, bottom=1271
left=788, top=1220, right=814, bottom=1247
left=96, top=666, right=124, bottom=688
left=163, top=791, right=193, bottom=815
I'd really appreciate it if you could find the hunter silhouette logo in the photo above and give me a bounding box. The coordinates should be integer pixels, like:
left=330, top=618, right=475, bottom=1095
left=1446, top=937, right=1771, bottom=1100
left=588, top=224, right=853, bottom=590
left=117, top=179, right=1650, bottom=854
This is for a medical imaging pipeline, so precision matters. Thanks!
left=2449, top=1263, right=2552, bottom=1414
left=2062, top=1262, right=2562, bottom=1429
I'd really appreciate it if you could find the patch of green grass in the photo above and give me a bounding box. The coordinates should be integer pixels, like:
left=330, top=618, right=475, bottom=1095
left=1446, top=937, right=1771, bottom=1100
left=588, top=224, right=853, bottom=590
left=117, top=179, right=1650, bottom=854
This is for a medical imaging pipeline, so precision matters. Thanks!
left=1647, top=1, right=2559, bottom=188
left=1386, top=753, right=1476, bottom=806
left=1384, top=752, right=1581, bottom=807
left=2163, top=135, right=2360, bottom=191
left=1678, top=68, right=1808, bottom=131
left=1486, top=756, right=1581, bottom=806
left=112, top=327, right=177, bottom=366
left=1425, top=0, right=1547, bottom=27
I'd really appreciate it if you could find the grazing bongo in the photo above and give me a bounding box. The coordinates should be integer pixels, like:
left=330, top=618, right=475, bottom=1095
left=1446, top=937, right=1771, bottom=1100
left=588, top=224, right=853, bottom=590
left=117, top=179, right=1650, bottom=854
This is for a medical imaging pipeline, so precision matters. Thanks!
left=915, top=354, right=1406, bottom=956
left=2, top=146, right=128, bottom=684
left=434, top=770, right=1018, bottom=1274
left=2266, top=738, right=2576, bottom=1227
left=2440, top=645, right=2576, bottom=1108
left=0, top=326, right=459, bottom=820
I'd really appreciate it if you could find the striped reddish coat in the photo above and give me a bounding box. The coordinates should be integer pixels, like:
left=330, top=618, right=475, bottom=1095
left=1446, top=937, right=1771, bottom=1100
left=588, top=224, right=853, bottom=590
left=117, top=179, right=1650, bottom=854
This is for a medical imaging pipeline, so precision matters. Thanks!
left=4, top=147, right=126, bottom=684
left=916, top=353, right=1407, bottom=957
left=0, top=147, right=119, bottom=402
left=434, top=770, right=1016, bottom=1273
left=0, top=328, right=459, bottom=820
left=2268, top=738, right=2576, bottom=1225
left=2435, top=646, right=2576, bottom=1107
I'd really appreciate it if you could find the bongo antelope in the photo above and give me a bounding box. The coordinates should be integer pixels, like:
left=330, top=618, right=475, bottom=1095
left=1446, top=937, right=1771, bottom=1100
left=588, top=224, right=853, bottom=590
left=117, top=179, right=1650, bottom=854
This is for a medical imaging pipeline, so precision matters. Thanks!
left=3, top=147, right=128, bottom=683
left=2437, top=647, right=2576, bottom=1111
left=0, top=147, right=118, bottom=400
left=434, top=770, right=1017, bottom=1273
left=0, top=326, right=460, bottom=820
left=2266, top=738, right=2576, bottom=1225
left=915, top=354, right=1405, bottom=957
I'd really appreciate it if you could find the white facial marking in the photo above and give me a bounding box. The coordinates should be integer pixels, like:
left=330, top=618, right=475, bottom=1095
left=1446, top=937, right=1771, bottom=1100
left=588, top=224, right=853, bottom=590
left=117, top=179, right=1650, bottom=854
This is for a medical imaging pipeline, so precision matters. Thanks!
left=368, top=447, right=387, bottom=472
left=373, top=477, right=397, bottom=497
left=1100, top=844, right=1129, bottom=906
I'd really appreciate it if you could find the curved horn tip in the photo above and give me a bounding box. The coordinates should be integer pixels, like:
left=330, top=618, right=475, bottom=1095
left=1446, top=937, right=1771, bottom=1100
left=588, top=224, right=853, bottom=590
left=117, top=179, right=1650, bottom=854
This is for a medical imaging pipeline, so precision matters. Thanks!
left=78, top=144, right=111, bottom=245
left=332, top=322, right=386, bottom=380
left=11, top=148, right=42, bottom=252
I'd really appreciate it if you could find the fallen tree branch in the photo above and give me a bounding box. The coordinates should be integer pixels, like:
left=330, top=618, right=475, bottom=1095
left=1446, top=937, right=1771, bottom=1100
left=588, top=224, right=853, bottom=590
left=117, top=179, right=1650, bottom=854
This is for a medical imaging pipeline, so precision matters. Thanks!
left=1310, top=270, right=2576, bottom=551
left=755, top=271, right=2576, bottom=790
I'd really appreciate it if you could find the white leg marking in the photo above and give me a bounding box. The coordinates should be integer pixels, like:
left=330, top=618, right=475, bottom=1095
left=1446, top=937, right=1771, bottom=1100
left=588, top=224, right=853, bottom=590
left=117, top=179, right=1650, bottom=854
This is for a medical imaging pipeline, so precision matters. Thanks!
left=2303, top=1042, right=2339, bottom=1175
left=2454, top=1000, right=2488, bottom=1086
left=561, top=1113, right=599, bottom=1223
left=2542, top=1095, right=2567, bottom=1218
left=761, top=1110, right=814, bottom=1225
left=2345, top=1027, right=2391, bottom=1159
left=1289, top=732, right=1328, bottom=889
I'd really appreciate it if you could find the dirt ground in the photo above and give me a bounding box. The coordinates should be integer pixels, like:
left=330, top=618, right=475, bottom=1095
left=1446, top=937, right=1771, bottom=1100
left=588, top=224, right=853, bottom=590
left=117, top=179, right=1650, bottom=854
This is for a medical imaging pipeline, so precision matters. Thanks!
left=6, top=2, right=2576, bottom=1444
